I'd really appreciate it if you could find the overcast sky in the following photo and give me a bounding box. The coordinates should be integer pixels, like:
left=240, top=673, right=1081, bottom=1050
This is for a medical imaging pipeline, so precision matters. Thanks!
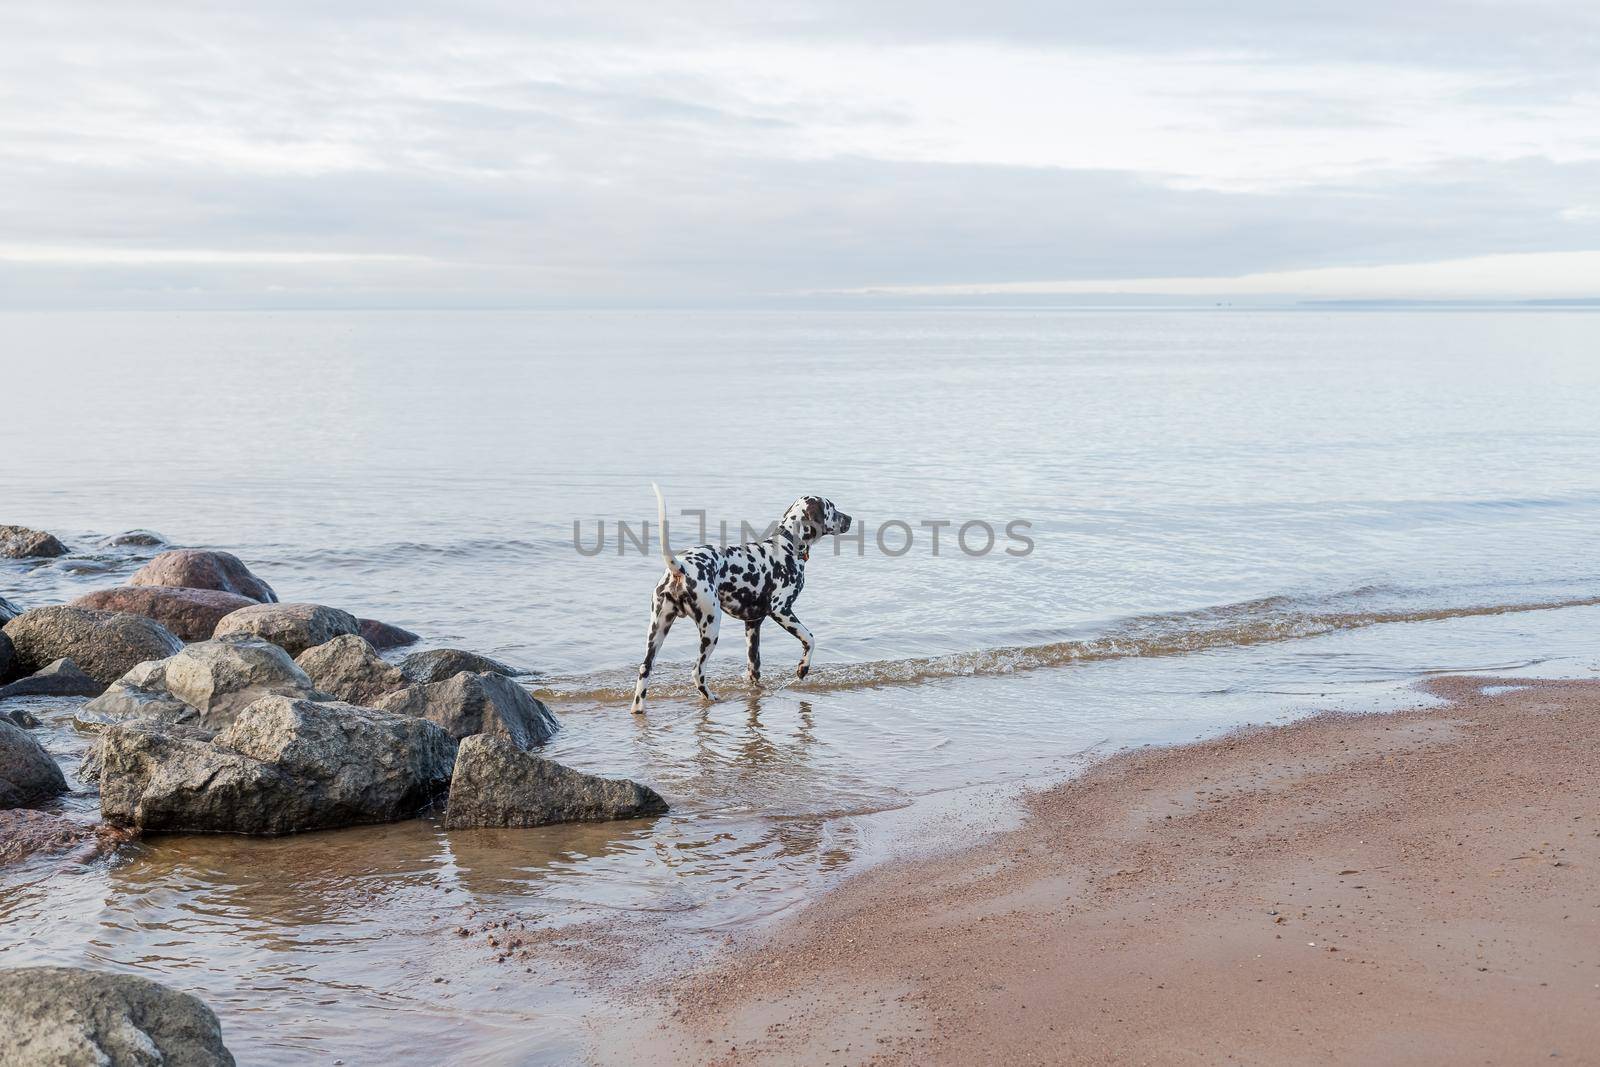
left=2, top=2, right=1598, bottom=307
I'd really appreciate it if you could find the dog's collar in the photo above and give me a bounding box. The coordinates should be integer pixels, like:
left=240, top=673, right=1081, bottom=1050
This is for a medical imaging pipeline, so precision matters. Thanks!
left=779, top=525, right=808, bottom=561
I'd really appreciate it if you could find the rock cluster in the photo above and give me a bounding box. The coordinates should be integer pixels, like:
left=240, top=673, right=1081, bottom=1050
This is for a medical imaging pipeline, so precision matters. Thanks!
left=2, top=533, right=668, bottom=849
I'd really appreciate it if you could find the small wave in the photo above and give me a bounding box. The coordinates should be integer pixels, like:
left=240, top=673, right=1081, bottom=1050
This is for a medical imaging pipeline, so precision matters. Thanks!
left=287, top=538, right=558, bottom=566
left=532, top=589, right=1600, bottom=704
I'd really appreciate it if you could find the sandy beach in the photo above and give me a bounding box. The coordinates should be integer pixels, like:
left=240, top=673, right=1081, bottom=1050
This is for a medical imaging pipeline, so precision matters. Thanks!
left=624, top=676, right=1600, bottom=1065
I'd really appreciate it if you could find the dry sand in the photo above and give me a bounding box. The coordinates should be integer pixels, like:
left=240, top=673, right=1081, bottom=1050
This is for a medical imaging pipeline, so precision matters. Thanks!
left=618, top=676, right=1600, bottom=1065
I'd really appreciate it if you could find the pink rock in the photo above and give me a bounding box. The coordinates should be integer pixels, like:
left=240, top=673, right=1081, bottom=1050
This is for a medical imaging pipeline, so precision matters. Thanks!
left=128, top=549, right=277, bottom=603
left=212, top=602, right=358, bottom=657
left=71, top=587, right=257, bottom=642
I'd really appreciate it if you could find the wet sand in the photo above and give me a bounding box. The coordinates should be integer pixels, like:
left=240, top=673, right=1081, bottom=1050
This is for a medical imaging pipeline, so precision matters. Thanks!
left=620, top=676, right=1600, bottom=1064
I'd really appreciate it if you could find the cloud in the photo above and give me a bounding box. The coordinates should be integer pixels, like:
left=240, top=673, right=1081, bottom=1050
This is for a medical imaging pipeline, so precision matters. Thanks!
left=846, top=250, right=1600, bottom=300
left=0, top=2, right=1596, bottom=306
left=770, top=0, right=1600, bottom=70
left=4, top=154, right=1595, bottom=307
left=0, top=245, right=426, bottom=265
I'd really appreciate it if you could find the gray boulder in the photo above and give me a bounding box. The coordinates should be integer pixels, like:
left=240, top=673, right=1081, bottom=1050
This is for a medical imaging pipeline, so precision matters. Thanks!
left=377, top=671, right=557, bottom=749
left=99, top=696, right=456, bottom=834
left=0, top=594, right=21, bottom=625
left=78, top=722, right=213, bottom=786
left=128, top=549, right=276, bottom=603
left=0, top=524, right=68, bottom=559
left=357, top=617, right=420, bottom=650
left=294, top=635, right=404, bottom=705
left=77, top=682, right=201, bottom=733
left=0, top=630, right=13, bottom=683
left=0, top=719, right=68, bottom=808
left=212, top=602, right=358, bottom=657
left=104, top=529, right=167, bottom=547
left=0, top=658, right=102, bottom=700
left=111, top=635, right=322, bottom=730
left=70, top=587, right=257, bottom=642
left=3, top=707, right=40, bottom=728
left=399, top=647, right=526, bottom=685
left=1, top=607, right=183, bottom=690
left=444, top=734, right=667, bottom=829
left=0, top=966, right=234, bottom=1066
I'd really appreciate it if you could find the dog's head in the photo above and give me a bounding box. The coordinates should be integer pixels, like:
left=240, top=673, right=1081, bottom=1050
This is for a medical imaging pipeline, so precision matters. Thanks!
left=782, top=496, right=852, bottom=547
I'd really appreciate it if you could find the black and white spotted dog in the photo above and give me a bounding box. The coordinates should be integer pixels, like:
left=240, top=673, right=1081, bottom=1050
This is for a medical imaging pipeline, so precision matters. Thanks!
left=630, top=485, right=852, bottom=713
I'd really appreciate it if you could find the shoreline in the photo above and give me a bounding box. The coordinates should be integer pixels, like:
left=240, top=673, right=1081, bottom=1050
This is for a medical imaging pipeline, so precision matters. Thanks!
left=610, top=675, right=1600, bottom=1064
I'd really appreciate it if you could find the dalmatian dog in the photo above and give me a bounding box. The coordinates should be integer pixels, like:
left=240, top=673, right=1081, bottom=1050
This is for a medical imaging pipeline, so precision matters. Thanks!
left=630, top=485, right=852, bottom=714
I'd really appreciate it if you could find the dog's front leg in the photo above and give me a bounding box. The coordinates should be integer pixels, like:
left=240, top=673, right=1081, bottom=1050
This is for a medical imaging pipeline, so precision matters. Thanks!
left=769, top=609, right=814, bottom=680
left=744, top=620, right=762, bottom=684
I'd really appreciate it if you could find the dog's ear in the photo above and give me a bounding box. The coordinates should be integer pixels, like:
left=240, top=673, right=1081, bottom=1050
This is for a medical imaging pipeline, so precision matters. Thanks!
left=803, top=497, right=826, bottom=536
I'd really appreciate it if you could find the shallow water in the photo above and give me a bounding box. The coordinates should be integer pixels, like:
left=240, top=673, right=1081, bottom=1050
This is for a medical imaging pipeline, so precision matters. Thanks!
left=3, top=308, right=1600, bottom=1062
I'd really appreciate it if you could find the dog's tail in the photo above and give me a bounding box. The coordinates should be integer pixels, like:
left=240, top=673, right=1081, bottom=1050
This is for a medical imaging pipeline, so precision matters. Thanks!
left=652, top=482, right=687, bottom=584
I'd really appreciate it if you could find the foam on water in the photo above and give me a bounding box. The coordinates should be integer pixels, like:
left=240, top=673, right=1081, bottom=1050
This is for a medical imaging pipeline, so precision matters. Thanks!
left=535, top=587, right=1600, bottom=702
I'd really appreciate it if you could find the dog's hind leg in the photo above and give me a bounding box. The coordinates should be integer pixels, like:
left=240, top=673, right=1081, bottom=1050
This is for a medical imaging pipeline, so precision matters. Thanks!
left=744, top=619, right=762, bottom=684
left=769, top=609, right=815, bottom=680
left=630, top=595, right=678, bottom=714
left=692, top=603, right=723, bottom=702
